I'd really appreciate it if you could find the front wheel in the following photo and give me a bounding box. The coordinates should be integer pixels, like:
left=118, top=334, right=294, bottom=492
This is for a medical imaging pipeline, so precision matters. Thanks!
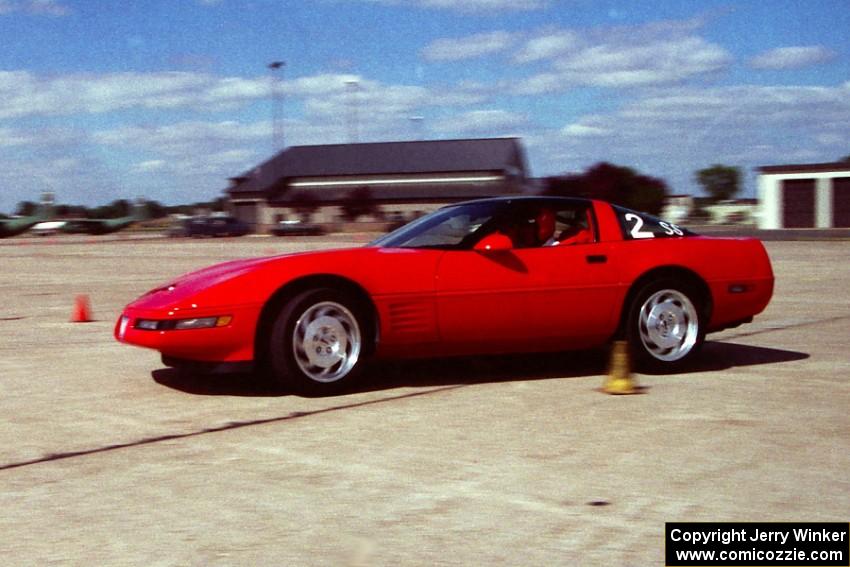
left=626, top=281, right=705, bottom=372
left=268, top=288, right=369, bottom=396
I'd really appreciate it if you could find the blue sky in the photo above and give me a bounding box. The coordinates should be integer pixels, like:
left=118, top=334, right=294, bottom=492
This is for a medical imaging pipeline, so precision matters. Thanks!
left=1, top=0, right=848, bottom=211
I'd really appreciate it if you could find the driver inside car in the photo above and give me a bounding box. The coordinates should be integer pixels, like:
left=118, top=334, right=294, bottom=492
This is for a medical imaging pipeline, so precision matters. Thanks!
left=546, top=209, right=594, bottom=246
left=491, top=208, right=553, bottom=248
left=487, top=205, right=594, bottom=249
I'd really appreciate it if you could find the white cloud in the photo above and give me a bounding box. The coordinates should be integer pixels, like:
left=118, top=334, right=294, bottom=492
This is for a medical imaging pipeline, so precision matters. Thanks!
left=423, top=18, right=730, bottom=93
left=133, top=160, right=168, bottom=173
left=1, top=13, right=845, bottom=212
left=749, top=46, right=836, bottom=70
left=561, top=123, right=609, bottom=137
left=0, top=127, right=138, bottom=207
left=0, top=71, right=260, bottom=119
left=511, top=19, right=731, bottom=92
left=559, top=37, right=730, bottom=87
left=0, top=68, right=499, bottom=209
left=420, top=0, right=545, bottom=10
left=27, top=0, right=67, bottom=14
left=615, top=85, right=850, bottom=129
left=514, top=31, right=579, bottom=64
left=510, top=72, right=563, bottom=96
left=432, top=109, right=528, bottom=136
left=0, top=0, right=70, bottom=16
left=0, top=126, right=34, bottom=146
left=286, top=73, right=361, bottom=96
left=422, top=31, right=517, bottom=62
left=29, top=121, right=271, bottom=204
left=129, top=149, right=258, bottom=178
left=295, top=75, right=486, bottom=122
left=93, top=120, right=269, bottom=156
left=535, top=82, right=850, bottom=193
left=302, top=81, right=430, bottom=118
left=0, top=70, right=485, bottom=122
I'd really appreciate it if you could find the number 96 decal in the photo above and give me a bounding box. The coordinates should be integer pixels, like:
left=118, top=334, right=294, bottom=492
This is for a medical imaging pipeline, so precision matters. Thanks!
left=623, top=212, right=685, bottom=240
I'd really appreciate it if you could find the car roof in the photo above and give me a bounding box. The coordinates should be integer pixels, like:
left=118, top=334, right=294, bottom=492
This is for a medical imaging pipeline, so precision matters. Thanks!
left=445, top=195, right=595, bottom=208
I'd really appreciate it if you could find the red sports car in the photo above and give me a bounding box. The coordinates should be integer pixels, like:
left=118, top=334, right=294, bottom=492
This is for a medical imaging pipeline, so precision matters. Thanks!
left=116, top=197, right=774, bottom=395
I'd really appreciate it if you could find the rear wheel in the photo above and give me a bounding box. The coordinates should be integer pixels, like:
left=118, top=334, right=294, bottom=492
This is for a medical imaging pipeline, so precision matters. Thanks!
left=626, top=280, right=705, bottom=371
left=269, top=288, right=368, bottom=395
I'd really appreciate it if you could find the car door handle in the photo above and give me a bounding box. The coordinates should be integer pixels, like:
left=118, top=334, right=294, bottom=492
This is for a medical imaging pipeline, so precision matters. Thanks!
left=586, top=254, right=607, bottom=264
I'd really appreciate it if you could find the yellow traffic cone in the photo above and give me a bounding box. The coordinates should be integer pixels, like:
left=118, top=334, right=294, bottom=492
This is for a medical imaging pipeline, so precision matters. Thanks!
left=602, top=340, right=639, bottom=395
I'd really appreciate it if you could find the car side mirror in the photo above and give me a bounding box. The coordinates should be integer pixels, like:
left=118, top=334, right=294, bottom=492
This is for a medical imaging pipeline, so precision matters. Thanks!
left=474, top=233, right=513, bottom=252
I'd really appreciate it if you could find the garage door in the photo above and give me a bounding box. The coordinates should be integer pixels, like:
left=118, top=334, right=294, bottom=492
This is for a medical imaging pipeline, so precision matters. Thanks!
left=782, top=179, right=815, bottom=228
left=833, top=177, right=850, bottom=228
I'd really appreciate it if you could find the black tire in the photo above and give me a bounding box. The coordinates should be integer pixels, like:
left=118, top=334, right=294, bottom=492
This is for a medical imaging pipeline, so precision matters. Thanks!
left=625, top=279, right=705, bottom=372
left=268, top=288, right=369, bottom=396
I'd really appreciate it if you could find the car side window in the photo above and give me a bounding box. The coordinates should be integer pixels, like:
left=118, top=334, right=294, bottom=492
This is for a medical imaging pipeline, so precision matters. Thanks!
left=546, top=206, right=595, bottom=247
left=485, top=203, right=595, bottom=249
left=402, top=212, right=491, bottom=248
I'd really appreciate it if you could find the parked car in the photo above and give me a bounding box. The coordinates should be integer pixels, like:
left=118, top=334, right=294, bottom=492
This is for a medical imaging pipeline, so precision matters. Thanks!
left=169, top=216, right=251, bottom=238
left=271, top=220, right=325, bottom=236
left=117, top=196, right=774, bottom=396
left=167, top=216, right=191, bottom=238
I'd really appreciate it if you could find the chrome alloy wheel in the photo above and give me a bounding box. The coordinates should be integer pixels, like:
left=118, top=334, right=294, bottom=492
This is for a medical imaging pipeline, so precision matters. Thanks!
left=637, top=289, right=699, bottom=362
left=292, top=301, right=361, bottom=383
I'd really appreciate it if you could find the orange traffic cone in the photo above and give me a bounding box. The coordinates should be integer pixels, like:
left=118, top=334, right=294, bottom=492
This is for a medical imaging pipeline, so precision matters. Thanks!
left=602, top=340, right=640, bottom=395
left=71, top=294, right=93, bottom=323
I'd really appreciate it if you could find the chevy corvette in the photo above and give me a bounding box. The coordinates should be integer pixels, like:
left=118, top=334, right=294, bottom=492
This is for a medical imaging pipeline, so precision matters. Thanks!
left=116, top=196, right=774, bottom=395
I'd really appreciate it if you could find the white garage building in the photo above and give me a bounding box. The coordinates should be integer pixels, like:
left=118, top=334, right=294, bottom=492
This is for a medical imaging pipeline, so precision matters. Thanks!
left=758, top=162, right=850, bottom=229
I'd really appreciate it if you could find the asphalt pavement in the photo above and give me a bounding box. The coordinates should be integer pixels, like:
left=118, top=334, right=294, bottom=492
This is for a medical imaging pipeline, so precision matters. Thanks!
left=0, top=236, right=847, bottom=566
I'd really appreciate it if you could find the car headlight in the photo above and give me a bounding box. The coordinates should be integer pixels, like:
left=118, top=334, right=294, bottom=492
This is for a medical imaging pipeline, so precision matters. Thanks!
left=174, top=316, right=231, bottom=330
left=135, top=319, right=160, bottom=330
left=134, top=315, right=232, bottom=331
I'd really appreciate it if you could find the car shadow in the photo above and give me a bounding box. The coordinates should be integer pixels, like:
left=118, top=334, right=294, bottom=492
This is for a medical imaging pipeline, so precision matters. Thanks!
left=356, top=349, right=607, bottom=393
left=152, top=368, right=284, bottom=397
left=355, top=341, right=809, bottom=392
left=152, top=341, right=809, bottom=397
left=640, top=341, right=810, bottom=376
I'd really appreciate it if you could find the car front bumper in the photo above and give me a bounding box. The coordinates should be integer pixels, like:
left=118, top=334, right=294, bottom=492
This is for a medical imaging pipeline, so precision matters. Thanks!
left=115, top=304, right=261, bottom=363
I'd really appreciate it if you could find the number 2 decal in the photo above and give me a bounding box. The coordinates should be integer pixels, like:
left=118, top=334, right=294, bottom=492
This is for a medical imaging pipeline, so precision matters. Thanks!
left=624, top=213, right=654, bottom=239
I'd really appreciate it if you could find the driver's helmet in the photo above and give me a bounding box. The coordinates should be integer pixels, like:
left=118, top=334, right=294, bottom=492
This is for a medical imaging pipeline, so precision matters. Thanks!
left=536, top=208, right=556, bottom=244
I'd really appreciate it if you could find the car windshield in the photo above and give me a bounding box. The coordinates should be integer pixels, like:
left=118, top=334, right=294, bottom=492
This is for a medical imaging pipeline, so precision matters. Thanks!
left=372, top=201, right=503, bottom=249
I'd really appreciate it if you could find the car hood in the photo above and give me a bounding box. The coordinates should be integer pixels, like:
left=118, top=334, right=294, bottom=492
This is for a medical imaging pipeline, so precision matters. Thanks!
left=128, top=253, right=303, bottom=310
left=126, top=247, right=387, bottom=311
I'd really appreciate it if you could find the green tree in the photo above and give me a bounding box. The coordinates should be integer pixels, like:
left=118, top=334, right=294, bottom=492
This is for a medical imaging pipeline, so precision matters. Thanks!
left=14, top=201, right=37, bottom=216
left=56, top=204, right=89, bottom=218
left=142, top=200, right=168, bottom=219
left=290, top=191, right=320, bottom=222
left=696, top=164, right=740, bottom=202
left=546, top=162, right=669, bottom=215
left=89, top=199, right=131, bottom=219
left=211, top=196, right=227, bottom=212
left=340, top=187, right=378, bottom=222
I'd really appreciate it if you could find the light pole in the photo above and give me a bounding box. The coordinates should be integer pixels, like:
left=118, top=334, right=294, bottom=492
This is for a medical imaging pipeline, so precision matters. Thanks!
left=408, top=116, right=424, bottom=140
left=345, top=79, right=360, bottom=144
left=268, top=61, right=285, bottom=152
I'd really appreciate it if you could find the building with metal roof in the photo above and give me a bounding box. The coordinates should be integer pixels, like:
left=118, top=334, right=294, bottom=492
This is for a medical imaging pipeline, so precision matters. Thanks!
left=227, top=137, right=528, bottom=231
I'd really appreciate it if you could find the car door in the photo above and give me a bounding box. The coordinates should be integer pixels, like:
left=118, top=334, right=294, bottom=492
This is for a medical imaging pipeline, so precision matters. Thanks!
left=518, top=242, right=622, bottom=345
left=434, top=203, right=622, bottom=354
left=434, top=247, right=542, bottom=353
